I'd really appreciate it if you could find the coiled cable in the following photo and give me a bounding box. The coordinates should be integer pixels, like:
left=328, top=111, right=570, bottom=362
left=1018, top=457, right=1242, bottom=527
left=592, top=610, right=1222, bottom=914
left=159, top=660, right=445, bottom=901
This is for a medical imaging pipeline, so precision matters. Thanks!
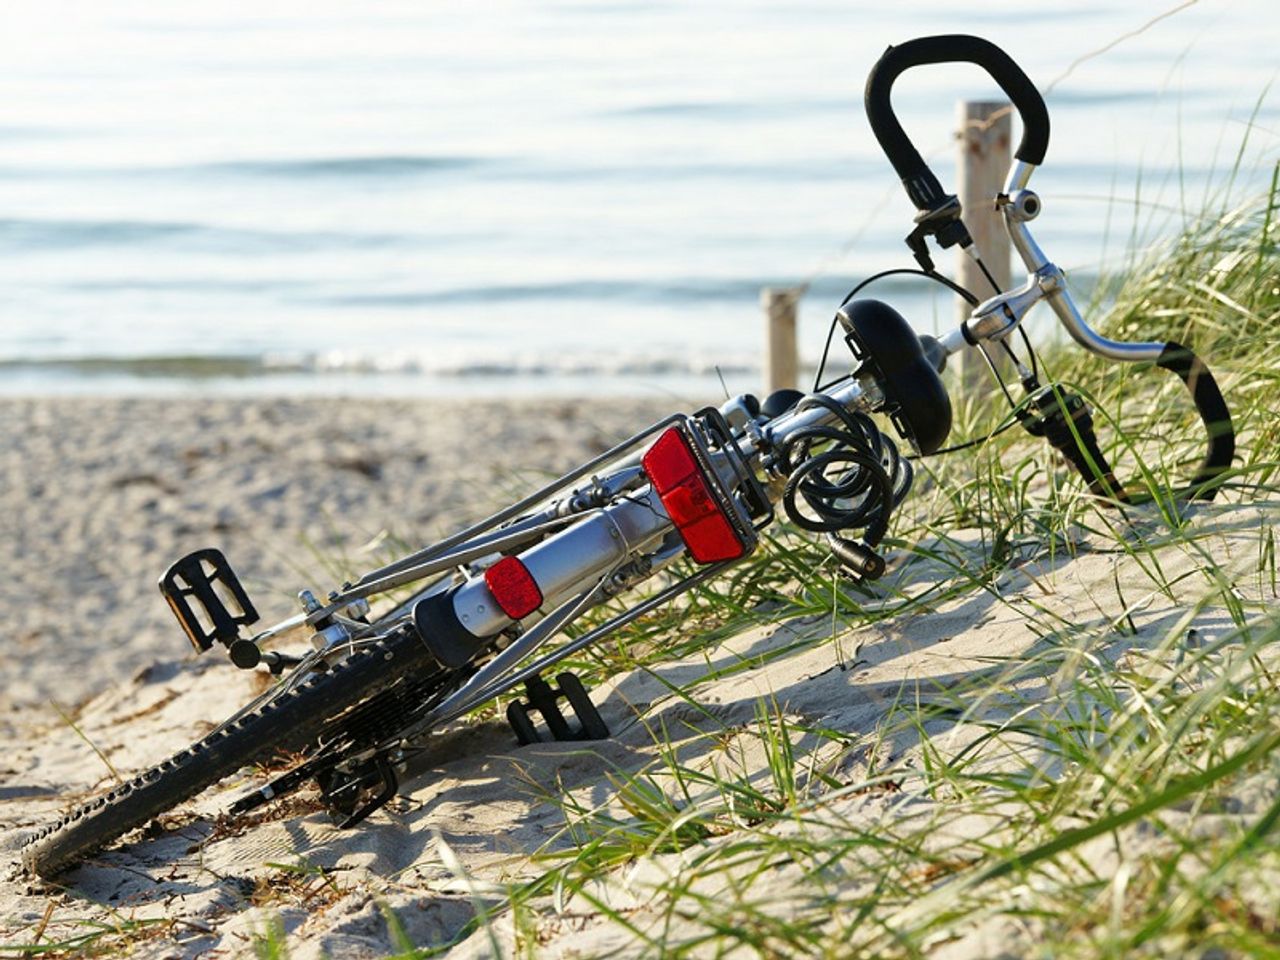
left=774, top=395, right=913, bottom=578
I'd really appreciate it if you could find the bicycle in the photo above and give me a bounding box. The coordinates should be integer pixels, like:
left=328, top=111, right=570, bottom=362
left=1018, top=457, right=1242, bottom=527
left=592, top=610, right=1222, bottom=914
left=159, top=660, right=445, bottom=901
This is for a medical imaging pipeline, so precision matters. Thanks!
left=21, top=34, right=1235, bottom=879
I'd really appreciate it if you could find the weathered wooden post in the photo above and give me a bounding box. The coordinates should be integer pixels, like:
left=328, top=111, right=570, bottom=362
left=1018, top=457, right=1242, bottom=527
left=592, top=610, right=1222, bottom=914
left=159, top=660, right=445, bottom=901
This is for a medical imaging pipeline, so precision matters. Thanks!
left=762, top=286, right=800, bottom=394
left=956, top=100, right=1012, bottom=387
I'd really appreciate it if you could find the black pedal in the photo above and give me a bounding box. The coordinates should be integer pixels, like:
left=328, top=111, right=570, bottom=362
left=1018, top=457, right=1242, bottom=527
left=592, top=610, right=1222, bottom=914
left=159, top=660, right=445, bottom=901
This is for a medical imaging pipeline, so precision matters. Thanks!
left=158, top=548, right=260, bottom=653
left=507, top=672, right=609, bottom=746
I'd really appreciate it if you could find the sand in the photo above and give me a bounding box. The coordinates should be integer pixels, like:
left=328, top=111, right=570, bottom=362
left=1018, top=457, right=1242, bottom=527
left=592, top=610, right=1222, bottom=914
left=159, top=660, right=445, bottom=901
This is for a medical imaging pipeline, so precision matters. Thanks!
left=0, top=395, right=1273, bottom=957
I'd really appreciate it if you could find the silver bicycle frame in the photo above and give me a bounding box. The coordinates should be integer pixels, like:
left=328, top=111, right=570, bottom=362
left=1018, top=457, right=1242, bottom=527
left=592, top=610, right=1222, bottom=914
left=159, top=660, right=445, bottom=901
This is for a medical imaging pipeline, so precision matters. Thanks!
left=255, top=373, right=881, bottom=749
left=386, top=375, right=879, bottom=734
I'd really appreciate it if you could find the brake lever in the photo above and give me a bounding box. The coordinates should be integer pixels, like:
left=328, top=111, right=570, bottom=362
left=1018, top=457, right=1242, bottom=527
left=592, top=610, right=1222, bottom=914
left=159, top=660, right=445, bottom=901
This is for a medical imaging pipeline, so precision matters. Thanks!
left=905, top=195, right=973, bottom=272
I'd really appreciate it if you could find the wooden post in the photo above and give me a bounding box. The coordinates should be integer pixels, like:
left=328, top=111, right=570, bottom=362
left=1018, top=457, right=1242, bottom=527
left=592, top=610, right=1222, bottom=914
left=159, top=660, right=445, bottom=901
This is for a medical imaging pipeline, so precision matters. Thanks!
left=956, top=100, right=1012, bottom=388
left=762, top=286, right=800, bottom=394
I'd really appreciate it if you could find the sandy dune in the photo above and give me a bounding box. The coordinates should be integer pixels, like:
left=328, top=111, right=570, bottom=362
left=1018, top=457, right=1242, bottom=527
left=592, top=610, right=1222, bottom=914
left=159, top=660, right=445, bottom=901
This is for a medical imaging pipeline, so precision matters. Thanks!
left=1, top=396, right=1271, bottom=957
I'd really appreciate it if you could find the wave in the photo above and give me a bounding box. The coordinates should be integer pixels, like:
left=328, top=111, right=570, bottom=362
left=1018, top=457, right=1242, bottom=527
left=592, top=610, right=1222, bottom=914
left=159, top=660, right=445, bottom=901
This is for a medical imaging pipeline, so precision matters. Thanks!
left=193, top=155, right=487, bottom=178
left=0, top=153, right=875, bottom=185
left=0, top=124, right=74, bottom=141
left=0, top=218, right=203, bottom=248
left=0, top=154, right=488, bottom=182
left=320, top=274, right=872, bottom=308
left=1046, top=87, right=1221, bottom=106
left=325, top=279, right=767, bottom=307
left=10, top=271, right=956, bottom=308
left=501, top=156, right=876, bottom=183
left=602, top=97, right=854, bottom=120
left=0, top=217, right=409, bottom=252
left=0, top=349, right=764, bottom=381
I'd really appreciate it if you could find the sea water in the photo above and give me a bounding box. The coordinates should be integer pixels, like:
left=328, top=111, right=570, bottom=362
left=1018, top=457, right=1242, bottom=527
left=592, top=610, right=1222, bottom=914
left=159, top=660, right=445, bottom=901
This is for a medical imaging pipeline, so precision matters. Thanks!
left=0, top=0, right=1276, bottom=397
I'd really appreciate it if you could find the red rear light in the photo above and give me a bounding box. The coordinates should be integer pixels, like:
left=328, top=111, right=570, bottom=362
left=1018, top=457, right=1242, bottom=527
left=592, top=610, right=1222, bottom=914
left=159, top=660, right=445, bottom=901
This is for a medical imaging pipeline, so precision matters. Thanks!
left=642, top=428, right=748, bottom=563
left=484, top=556, right=543, bottom=620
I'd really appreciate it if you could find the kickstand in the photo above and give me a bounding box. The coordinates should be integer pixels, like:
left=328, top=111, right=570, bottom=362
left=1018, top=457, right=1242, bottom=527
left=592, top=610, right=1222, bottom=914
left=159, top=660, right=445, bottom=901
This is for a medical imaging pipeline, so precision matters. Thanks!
left=506, top=672, right=609, bottom=746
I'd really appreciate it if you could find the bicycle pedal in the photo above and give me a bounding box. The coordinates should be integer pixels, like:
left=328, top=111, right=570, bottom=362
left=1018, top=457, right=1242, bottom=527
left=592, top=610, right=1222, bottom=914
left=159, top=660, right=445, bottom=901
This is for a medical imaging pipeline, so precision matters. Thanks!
left=158, top=547, right=260, bottom=653
left=507, top=672, right=609, bottom=746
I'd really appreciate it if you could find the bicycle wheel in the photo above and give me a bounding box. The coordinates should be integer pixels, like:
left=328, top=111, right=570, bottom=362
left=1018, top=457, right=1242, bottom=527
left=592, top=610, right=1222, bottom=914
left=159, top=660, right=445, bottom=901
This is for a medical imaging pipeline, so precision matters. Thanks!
left=22, top=628, right=437, bottom=878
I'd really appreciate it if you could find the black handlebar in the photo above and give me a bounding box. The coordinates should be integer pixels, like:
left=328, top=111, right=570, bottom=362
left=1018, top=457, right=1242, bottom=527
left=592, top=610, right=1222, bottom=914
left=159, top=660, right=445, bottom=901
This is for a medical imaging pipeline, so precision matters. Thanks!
left=1024, top=343, right=1235, bottom=502
left=864, top=35, right=1050, bottom=212
left=858, top=35, right=1235, bottom=502
left=1156, top=342, right=1236, bottom=499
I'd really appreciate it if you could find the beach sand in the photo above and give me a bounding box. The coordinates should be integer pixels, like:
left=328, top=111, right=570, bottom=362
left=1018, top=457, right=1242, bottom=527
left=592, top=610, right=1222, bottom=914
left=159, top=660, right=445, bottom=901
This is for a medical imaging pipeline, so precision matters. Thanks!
left=0, top=395, right=678, bottom=710
left=1, top=396, right=1273, bottom=957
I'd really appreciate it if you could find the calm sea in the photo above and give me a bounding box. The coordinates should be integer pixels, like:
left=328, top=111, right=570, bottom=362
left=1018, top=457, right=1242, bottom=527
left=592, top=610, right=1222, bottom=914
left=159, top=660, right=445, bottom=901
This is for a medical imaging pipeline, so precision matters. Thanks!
left=1, top=1, right=1276, bottom=397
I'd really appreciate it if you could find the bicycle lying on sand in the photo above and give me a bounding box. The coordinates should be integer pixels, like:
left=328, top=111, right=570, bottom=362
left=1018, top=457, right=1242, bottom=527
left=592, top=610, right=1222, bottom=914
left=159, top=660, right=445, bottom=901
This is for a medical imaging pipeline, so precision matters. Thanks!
left=22, top=35, right=1235, bottom=878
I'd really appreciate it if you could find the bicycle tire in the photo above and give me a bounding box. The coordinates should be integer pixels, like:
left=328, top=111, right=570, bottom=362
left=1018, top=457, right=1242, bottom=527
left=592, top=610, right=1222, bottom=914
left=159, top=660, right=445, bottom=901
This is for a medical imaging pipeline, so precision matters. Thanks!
left=21, top=629, right=436, bottom=878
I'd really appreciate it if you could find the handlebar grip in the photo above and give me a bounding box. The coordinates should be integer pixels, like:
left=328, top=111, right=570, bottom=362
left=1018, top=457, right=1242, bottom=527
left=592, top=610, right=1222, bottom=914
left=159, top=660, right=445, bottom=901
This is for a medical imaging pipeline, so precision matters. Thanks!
left=1156, top=342, right=1235, bottom=500
left=864, top=35, right=1050, bottom=212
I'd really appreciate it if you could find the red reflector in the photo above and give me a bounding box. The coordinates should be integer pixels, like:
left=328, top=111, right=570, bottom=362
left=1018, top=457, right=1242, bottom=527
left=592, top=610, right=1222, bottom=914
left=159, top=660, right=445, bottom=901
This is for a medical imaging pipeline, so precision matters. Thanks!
left=662, top=475, right=717, bottom=526
left=484, top=556, right=543, bottom=620
left=642, top=428, right=747, bottom=564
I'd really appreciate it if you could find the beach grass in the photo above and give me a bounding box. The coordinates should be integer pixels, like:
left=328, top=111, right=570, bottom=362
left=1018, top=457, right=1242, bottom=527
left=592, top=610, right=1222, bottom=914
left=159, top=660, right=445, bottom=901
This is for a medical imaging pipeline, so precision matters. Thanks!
left=419, top=166, right=1280, bottom=957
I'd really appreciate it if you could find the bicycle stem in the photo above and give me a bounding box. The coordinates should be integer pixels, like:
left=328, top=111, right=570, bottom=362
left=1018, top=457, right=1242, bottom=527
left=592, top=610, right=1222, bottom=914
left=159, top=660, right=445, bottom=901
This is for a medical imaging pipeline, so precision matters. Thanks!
left=935, top=160, right=1166, bottom=367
